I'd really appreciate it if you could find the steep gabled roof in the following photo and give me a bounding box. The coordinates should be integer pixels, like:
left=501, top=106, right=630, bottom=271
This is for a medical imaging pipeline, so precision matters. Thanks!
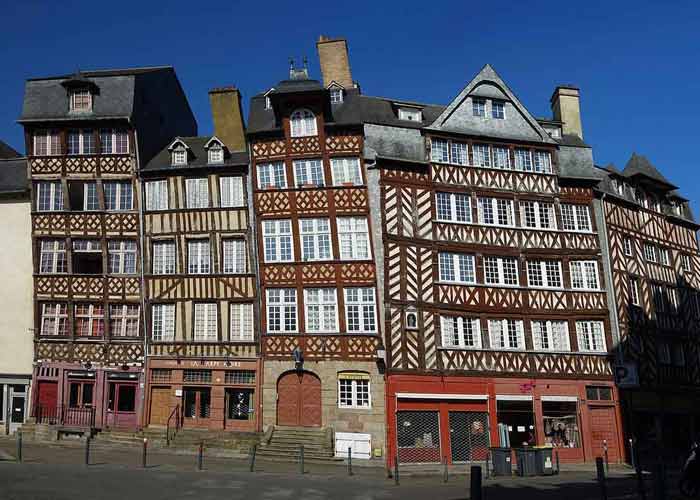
left=622, top=153, right=678, bottom=189
left=143, top=136, right=248, bottom=173
left=0, top=140, right=20, bottom=159
left=0, top=157, right=29, bottom=194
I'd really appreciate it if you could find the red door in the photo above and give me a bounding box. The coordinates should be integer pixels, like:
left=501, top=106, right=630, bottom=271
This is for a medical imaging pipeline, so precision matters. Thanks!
left=589, top=406, right=620, bottom=462
left=277, top=371, right=321, bottom=427
left=36, top=381, right=58, bottom=422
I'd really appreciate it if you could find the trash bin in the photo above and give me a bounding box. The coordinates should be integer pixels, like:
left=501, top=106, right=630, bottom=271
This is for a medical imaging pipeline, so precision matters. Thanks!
left=515, top=448, right=537, bottom=477
left=534, top=447, right=554, bottom=476
left=490, top=447, right=512, bottom=476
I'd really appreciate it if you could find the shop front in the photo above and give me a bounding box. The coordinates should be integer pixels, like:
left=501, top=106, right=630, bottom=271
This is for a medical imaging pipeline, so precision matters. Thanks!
left=1, top=376, right=31, bottom=435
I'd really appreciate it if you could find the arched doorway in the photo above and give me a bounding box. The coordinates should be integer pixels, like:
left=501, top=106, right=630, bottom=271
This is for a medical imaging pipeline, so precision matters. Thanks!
left=277, top=371, right=322, bottom=427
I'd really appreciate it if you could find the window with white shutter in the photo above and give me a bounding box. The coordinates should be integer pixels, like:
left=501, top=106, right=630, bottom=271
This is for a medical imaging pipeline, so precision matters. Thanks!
left=230, top=303, right=254, bottom=342
left=187, top=239, right=211, bottom=274
left=219, top=176, right=244, bottom=207
left=222, top=239, right=247, bottom=274
left=185, top=178, right=209, bottom=208
left=152, top=240, right=176, bottom=274
left=151, top=304, right=175, bottom=341
left=194, top=303, right=218, bottom=342
left=145, top=180, right=168, bottom=211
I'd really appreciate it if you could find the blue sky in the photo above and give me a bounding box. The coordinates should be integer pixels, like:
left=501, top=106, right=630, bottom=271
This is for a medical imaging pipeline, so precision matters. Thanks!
left=2, top=0, right=699, bottom=209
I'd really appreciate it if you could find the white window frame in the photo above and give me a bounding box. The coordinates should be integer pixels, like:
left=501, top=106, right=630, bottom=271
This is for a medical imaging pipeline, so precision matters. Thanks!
left=329, top=87, right=344, bottom=104
left=451, top=142, right=469, bottom=166
left=643, top=243, right=657, bottom=263
left=290, top=109, right=317, bottom=137
left=344, top=287, right=377, bottom=334
left=441, top=316, right=482, bottom=349
left=82, top=182, right=99, bottom=211
left=561, top=204, right=592, bottom=232
left=630, top=277, right=641, bottom=306
left=492, top=146, right=511, bottom=170
left=187, top=239, right=211, bottom=274
left=40, top=303, right=68, bottom=336
left=293, top=158, right=325, bottom=187
left=472, top=144, right=491, bottom=168
left=151, top=304, right=175, bottom=342
left=230, top=303, right=254, bottom=342
left=527, top=260, right=563, bottom=289
left=194, top=303, right=218, bottom=342
left=431, top=138, right=449, bottom=163
left=488, top=319, right=525, bottom=350
left=533, top=150, right=553, bottom=174
left=107, top=240, right=137, bottom=275
left=145, top=180, right=168, bottom=211
left=219, top=176, right=245, bottom=208
left=39, top=239, right=67, bottom=274
left=438, top=252, right=476, bottom=284
left=478, top=197, right=515, bottom=227
left=208, top=146, right=224, bottom=164
left=222, top=238, right=247, bottom=274
left=337, top=217, right=370, bottom=260
left=109, top=304, right=140, bottom=338
left=520, top=200, right=556, bottom=230
left=99, top=128, right=129, bottom=154
left=266, top=288, right=298, bottom=333
left=103, top=181, right=133, bottom=211
left=575, top=321, right=606, bottom=353
left=257, top=162, right=287, bottom=189
left=514, top=148, right=533, bottom=172
left=185, top=178, right=209, bottom=209
left=74, top=303, right=105, bottom=337
left=36, top=181, right=64, bottom=211
left=491, top=100, right=505, bottom=119
left=304, top=288, right=339, bottom=333
left=33, top=130, right=60, bottom=156
left=483, top=256, right=519, bottom=286
left=681, top=254, right=692, bottom=273
left=659, top=247, right=670, bottom=267
left=623, top=237, right=633, bottom=257
left=531, top=320, right=570, bottom=352
left=299, top=217, right=332, bottom=262
left=338, top=376, right=371, bottom=409
left=262, top=219, right=294, bottom=263
left=569, top=261, right=600, bottom=291
left=152, top=240, right=176, bottom=274
left=330, top=157, right=362, bottom=186
left=171, top=148, right=187, bottom=166
left=472, top=98, right=486, bottom=117
left=70, top=89, right=92, bottom=112
left=436, top=192, right=472, bottom=224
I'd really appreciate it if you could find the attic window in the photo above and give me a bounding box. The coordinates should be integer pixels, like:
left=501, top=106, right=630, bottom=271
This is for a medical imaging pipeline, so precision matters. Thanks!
left=290, top=109, right=317, bottom=137
left=492, top=100, right=505, bottom=119
left=265, top=96, right=272, bottom=110
left=172, top=148, right=187, bottom=166
left=208, top=146, right=223, bottom=164
left=472, top=98, right=486, bottom=117
left=70, top=89, right=92, bottom=112
left=398, top=108, right=421, bottom=122
left=330, top=87, right=343, bottom=104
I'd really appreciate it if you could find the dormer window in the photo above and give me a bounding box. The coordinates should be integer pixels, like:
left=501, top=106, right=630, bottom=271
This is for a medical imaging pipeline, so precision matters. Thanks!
left=290, top=109, right=317, bottom=137
left=70, top=89, right=92, bottom=112
left=172, top=149, right=187, bottom=166
left=265, top=96, right=272, bottom=110
left=208, top=147, right=223, bottom=164
left=398, top=107, right=422, bottom=121
left=330, top=87, right=343, bottom=104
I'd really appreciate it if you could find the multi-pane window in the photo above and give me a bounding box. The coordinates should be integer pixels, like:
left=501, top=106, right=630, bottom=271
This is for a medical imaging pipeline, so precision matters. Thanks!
left=665, top=286, right=679, bottom=312
left=484, top=256, right=519, bottom=286
left=629, top=277, right=641, bottom=306
left=493, top=146, right=511, bottom=169
left=258, top=162, right=287, bottom=189
left=330, top=157, right=363, bottom=185
left=103, top=181, right=133, bottom=211
left=33, top=130, right=61, bottom=156
left=681, top=254, right=692, bottom=273
left=300, top=218, right=332, bottom=261
left=40, top=303, right=68, bottom=336
left=441, top=316, right=481, bottom=348
left=194, top=303, right=218, bottom=342
left=451, top=142, right=469, bottom=165
left=478, top=197, right=515, bottom=226
left=72, top=239, right=102, bottom=274
left=623, top=238, right=633, bottom=257
left=576, top=321, right=606, bottom=352
left=208, top=146, right=223, bottom=164
left=438, top=252, right=476, bottom=284
left=290, top=109, right=317, bottom=137
left=74, top=304, right=105, bottom=337
left=151, top=304, right=175, bottom=341
left=488, top=319, right=525, bottom=350
left=659, top=247, right=670, bottom=266
left=145, top=180, right=168, bottom=211
left=531, top=320, right=570, bottom=351
left=219, top=176, right=244, bottom=207
left=338, top=217, right=370, bottom=260
left=99, top=129, right=129, bottom=154
left=152, top=240, right=176, bottom=274
left=344, top=287, right=377, bottom=333
left=527, top=260, right=563, bottom=288
left=329, top=87, right=343, bottom=104
left=514, top=149, right=533, bottom=171
left=39, top=239, right=67, bottom=274
left=436, top=192, right=472, bottom=223
left=492, top=100, right=505, bottom=119
left=185, top=178, right=209, bottom=208
left=230, top=303, right=254, bottom=342
left=643, top=243, right=657, bottom=263
left=561, top=204, right=592, bottom=232
left=81, top=182, right=99, bottom=211
left=294, top=159, right=324, bottom=187
left=472, top=98, right=486, bottom=117
left=67, top=129, right=95, bottom=155
left=338, top=375, right=370, bottom=409
left=266, top=288, right=297, bottom=333
left=70, top=89, right=92, bottom=112
left=521, top=201, right=556, bottom=229
left=305, top=288, right=338, bottom=333
left=36, top=181, right=64, bottom=211
left=108, top=240, right=137, bottom=274
left=222, top=239, right=247, bottom=274
left=473, top=144, right=491, bottom=167
left=171, top=149, right=187, bottom=166
left=533, top=151, right=553, bottom=173
left=431, top=138, right=450, bottom=163
left=570, top=261, right=600, bottom=290
left=187, top=239, right=211, bottom=274
left=262, top=220, right=293, bottom=262
left=109, top=304, right=140, bottom=337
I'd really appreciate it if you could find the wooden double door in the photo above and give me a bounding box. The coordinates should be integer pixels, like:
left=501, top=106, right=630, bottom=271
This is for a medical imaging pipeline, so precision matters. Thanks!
left=277, top=371, right=321, bottom=427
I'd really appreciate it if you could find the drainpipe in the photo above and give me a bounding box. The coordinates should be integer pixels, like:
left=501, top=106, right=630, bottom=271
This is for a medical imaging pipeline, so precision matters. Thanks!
left=134, top=128, right=148, bottom=431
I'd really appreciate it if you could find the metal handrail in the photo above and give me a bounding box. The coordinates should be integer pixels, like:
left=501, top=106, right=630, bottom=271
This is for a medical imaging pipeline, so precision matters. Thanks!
left=166, top=405, right=181, bottom=446
left=34, top=405, right=95, bottom=428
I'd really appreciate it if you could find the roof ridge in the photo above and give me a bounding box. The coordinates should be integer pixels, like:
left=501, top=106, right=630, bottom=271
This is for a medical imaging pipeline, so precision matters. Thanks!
left=27, top=65, right=173, bottom=81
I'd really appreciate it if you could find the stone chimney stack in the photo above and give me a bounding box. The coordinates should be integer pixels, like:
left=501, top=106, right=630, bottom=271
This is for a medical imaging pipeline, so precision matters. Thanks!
left=550, top=85, right=583, bottom=140
left=208, top=87, right=246, bottom=152
left=316, top=35, right=354, bottom=88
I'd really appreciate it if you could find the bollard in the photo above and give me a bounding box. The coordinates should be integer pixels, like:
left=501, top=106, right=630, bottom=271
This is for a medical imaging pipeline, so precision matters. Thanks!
left=248, top=444, right=257, bottom=472
left=85, top=435, right=91, bottom=467
left=394, top=455, right=400, bottom=486
left=197, top=441, right=203, bottom=471
left=470, top=465, right=483, bottom=500
left=142, top=438, right=148, bottom=468
left=443, top=456, right=448, bottom=483
left=16, top=429, right=22, bottom=463
left=652, top=463, right=666, bottom=500
left=299, top=445, right=305, bottom=474
left=629, top=438, right=636, bottom=470
left=556, top=449, right=560, bottom=475
left=347, top=447, right=353, bottom=476
left=596, top=457, right=608, bottom=500
left=603, top=440, right=609, bottom=476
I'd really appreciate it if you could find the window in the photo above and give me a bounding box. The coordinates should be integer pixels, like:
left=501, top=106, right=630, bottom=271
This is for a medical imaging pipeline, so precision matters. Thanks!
left=265, top=95, right=272, bottom=110
left=151, top=304, right=175, bottom=341
left=330, top=157, right=362, bottom=186
left=514, top=149, right=533, bottom=171
left=651, top=283, right=665, bottom=312
left=570, top=261, right=599, bottom=290
left=681, top=254, right=692, bottom=272
left=338, top=217, right=370, bottom=260
left=103, top=181, right=133, bottom=211
left=40, top=303, right=68, bottom=336
left=643, top=243, right=657, bottom=263
left=36, top=181, right=64, bottom=211
left=152, top=240, right=176, bottom=274
left=472, top=98, right=486, bottom=117
left=398, top=107, right=422, bottom=121
left=488, top=319, right=525, bottom=350
left=183, top=370, right=212, bottom=383
left=258, top=162, right=287, bottom=189
left=527, top=260, right=563, bottom=288
left=39, top=239, right=67, bottom=274
left=438, top=252, right=476, bottom=284
left=493, top=146, right=511, bottom=169
left=561, top=204, right=592, bottom=232
left=543, top=401, right=580, bottom=448
left=451, top=142, right=469, bottom=165
left=225, top=370, right=255, bottom=385
left=576, top=321, right=606, bottom=352
left=108, top=240, right=137, bottom=274
left=72, top=239, right=102, bottom=274
left=338, top=374, right=370, bottom=408
left=521, top=201, right=556, bottom=230
left=70, top=89, right=92, bottom=112
left=99, top=129, right=129, bottom=154
left=533, top=151, right=553, bottom=174
left=330, top=87, right=343, bottom=104
left=67, top=129, right=95, bottom=155
left=666, top=286, right=679, bottom=312
left=219, top=176, right=244, bottom=207
left=294, top=159, right=324, bottom=187
left=305, top=288, right=338, bottom=333
left=208, top=146, right=223, bottom=164
left=262, top=220, right=293, bottom=262
left=68, top=181, right=99, bottom=211
left=171, top=148, right=187, bottom=166
left=297, top=223, right=331, bottom=264
left=531, top=320, right=570, bottom=351
left=145, top=180, right=168, bottom=211
left=222, top=239, right=247, bottom=274
left=431, top=138, right=449, bottom=163
left=659, top=248, right=670, bottom=266
left=185, top=178, right=209, bottom=208
left=33, top=130, right=61, bottom=156
left=484, top=256, right=519, bottom=286
left=630, top=277, right=641, bottom=306
left=109, top=304, right=140, bottom=337
left=586, top=386, right=612, bottom=401
left=623, top=238, right=633, bottom=257
left=74, top=303, right=105, bottom=337
left=230, top=303, right=254, bottom=342
left=266, top=288, right=297, bottom=333
left=441, top=316, right=481, bottom=348
left=492, top=100, right=505, bottom=119
left=194, top=303, right=218, bottom=342
left=151, top=369, right=172, bottom=383
left=473, top=144, right=491, bottom=168
left=478, top=197, right=515, bottom=226
left=344, top=287, right=377, bottom=333
left=187, top=239, right=211, bottom=274
left=290, top=109, right=317, bottom=137
left=436, top=192, right=472, bottom=223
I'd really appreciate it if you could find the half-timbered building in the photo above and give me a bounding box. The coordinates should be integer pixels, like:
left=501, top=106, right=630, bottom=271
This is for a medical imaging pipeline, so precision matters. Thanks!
left=141, top=87, right=261, bottom=432
left=365, top=66, right=624, bottom=465
left=20, top=67, right=196, bottom=431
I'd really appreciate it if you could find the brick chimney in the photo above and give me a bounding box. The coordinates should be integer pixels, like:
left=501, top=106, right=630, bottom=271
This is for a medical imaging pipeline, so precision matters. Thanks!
left=208, top=87, right=246, bottom=152
left=316, top=35, right=354, bottom=88
left=550, top=85, right=583, bottom=140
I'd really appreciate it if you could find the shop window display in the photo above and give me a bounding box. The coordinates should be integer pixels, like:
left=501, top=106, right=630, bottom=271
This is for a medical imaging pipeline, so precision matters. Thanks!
left=542, top=401, right=580, bottom=448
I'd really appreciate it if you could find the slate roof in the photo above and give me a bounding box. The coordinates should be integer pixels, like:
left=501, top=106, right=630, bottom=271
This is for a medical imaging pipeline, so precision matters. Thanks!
left=143, top=136, right=249, bottom=173
left=0, top=158, right=29, bottom=194
left=622, top=152, right=677, bottom=189
left=0, top=140, right=20, bottom=159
